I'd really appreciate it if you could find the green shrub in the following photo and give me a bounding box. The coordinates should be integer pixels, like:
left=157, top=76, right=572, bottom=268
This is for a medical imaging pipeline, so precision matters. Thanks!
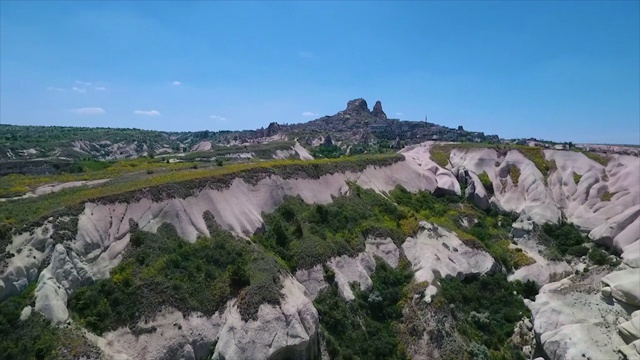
left=588, top=247, right=619, bottom=267
left=540, top=222, right=588, bottom=258
left=311, top=144, right=345, bottom=159
left=573, top=172, right=582, bottom=185
left=255, top=185, right=412, bottom=270
left=69, top=223, right=284, bottom=334
left=437, top=274, right=534, bottom=358
left=429, top=147, right=450, bottom=167
left=567, top=245, right=589, bottom=257
left=508, top=165, right=521, bottom=186
left=477, top=171, right=494, bottom=196
left=580, top=151, right=610, bottom=166
left=588, top=248, right=609, bottom=265
left=600, top=191, right=616, bottom=202
left=315, top=258, right=412, bottom=360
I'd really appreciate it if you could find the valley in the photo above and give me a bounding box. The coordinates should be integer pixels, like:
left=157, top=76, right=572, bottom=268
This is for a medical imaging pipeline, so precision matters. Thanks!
left=0, top=99, right=639, bottom=360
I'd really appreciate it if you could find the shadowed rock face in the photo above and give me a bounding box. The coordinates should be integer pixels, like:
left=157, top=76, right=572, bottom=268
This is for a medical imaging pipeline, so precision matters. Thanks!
left=371, top=100, right=387, bottom=120
left=345, top=98, right=370, bottom=115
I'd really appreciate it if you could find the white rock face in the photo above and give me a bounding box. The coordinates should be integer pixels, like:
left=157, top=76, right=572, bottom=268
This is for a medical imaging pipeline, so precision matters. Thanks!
left=294, top=265, right=327, bottom=301
left=0, top=224, right=53, bottom=300
left=35, top=244, right=94, bottom=324
left=293, top=142, right=314, bottom=160
left=365, top=237, right=400, bottom=269
left=528, top=268, right=639, bottom=360
left=508, top=234, right=572, bottom=287
left=328, top=252, right=376, bottom=301
left=95, top=308, right=224, bottom=360
left=294, top=237, right=399, bottom=301
left=96, top=277, right=319, bottom=360
left=618, top=310, right=640, bottom=344
left=402, top=222, right=497, bottom=284
left=602, top=268, right=640, bottom=307
left=213, top=277, right=319, bottom=360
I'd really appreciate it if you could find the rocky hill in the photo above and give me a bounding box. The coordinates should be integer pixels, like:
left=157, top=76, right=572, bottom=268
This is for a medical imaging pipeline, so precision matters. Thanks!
left=0, top=133, right=638, bottom=359
left=0, top=98, right=499, bottom=163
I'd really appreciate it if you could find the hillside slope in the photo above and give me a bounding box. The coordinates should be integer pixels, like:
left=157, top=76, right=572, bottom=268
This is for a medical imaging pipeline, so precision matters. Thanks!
left=0, top=142, right=638, bottom=360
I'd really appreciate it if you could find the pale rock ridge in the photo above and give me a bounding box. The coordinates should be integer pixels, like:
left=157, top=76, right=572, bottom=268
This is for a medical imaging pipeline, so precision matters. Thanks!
left=528, top=268, right=640, bottom=360
left=452, top=165, right=490, bottom=210
left=441, top=146, right=640, bottom=266
left=35, top=244, right=94, bottom=324
left=328, top=252, right=376, bottom=301
left=0, top=223, right=53, bottom=300
left=618, top=311, right=640, bottom=345
left=295, top=237, right=400, bottom=301
left=9, top=159, right=453, bottom=325
left=212, top=277, right=319, bottom=360
left=508, top=233, right=573, bottom=287
left=294, top=265, right=327, bottom=301
left=365, top=237, right=400, bottom=268
left=402, top=222, right=497, bottom=285
left=601, top=268, right=640, bottom=307
left=95, top=276, right=318, bottom=360
left=2, top=142, right=638, bottom=360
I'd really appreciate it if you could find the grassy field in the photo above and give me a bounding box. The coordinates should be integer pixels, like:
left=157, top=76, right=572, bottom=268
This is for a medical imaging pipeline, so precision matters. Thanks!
left=0, top=157, right=204, bottom=198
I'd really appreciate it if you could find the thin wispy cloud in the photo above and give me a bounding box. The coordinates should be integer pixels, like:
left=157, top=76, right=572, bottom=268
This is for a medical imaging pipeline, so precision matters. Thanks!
left=172, top=81, right=181, bottom=86
left=46, top=87, right=65, bottom=92
left=71, top=107, right=106, bottom=115
left=298, top=51, right=313, bottom=59
left=75, top=80, right=92, bottom=86
left=72, top=87, right=86, bottom=93
left=133, top=110, right=161, bottom=116
left=396, top=112, right=403, bottom=116
left=209, top=115, right=227, bottom=121
left=302, top=111, right=319, bottom=117
left=94, top=86, right=107, bottom=91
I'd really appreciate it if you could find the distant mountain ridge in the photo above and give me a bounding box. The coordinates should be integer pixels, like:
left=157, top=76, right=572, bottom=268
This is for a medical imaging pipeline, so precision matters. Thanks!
left=0, top=98, right=500, bottom=161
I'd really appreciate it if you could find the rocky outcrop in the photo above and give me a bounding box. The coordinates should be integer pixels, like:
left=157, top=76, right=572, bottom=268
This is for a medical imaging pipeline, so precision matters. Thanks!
left=0, top=157, right=456, bottom=325
left=0, top=224, right=53, bottom=300
left=295, top=237, right=400, bottom=301
left=35, top=244, right=94, bottom=324
left=602, top=268, right=640, bottom=307
left=452, top=166, right=489, bottom=210
left=212, top=277, right=319, bottom=360
left=445, top=145, right=640, bottom=264
left=402, top=221, right=497, bottom=302
left=96, top=276, right=319, bottom=360
left=508, top=232, right=573, bottom=287
left=266, top=122, right=281, bottom=137
left=527, top=267, right=639, bottom=360
left=371, top=100, right=387, bottom=120
left=342, top=98, right=370, bottom=117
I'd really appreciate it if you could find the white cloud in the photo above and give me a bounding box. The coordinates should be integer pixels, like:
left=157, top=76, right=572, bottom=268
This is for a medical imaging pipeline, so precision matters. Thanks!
left=133, top=110, right=161, bottom=116
left=302, top=111, right=319, bottom=117
left=72, top=87, right=86, bottom=93
left=94, top=86, right=107, bottom=91
left=298, top=51, right=313, bottom=58
left=172, top=81, right=181, bottom=86
left=47, top=86, right=65, bottom=92
left=209, top=114, right=227, bottom=121
left=75, top=80, right=92, bottom=86
left=396, top=112, right=403, bottom=116
left=71, top=107, right=106, bottom=115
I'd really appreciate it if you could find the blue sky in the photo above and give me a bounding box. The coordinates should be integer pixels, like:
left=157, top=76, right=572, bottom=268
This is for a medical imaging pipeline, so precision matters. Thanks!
left=1, top=1, right=638, bottom=144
